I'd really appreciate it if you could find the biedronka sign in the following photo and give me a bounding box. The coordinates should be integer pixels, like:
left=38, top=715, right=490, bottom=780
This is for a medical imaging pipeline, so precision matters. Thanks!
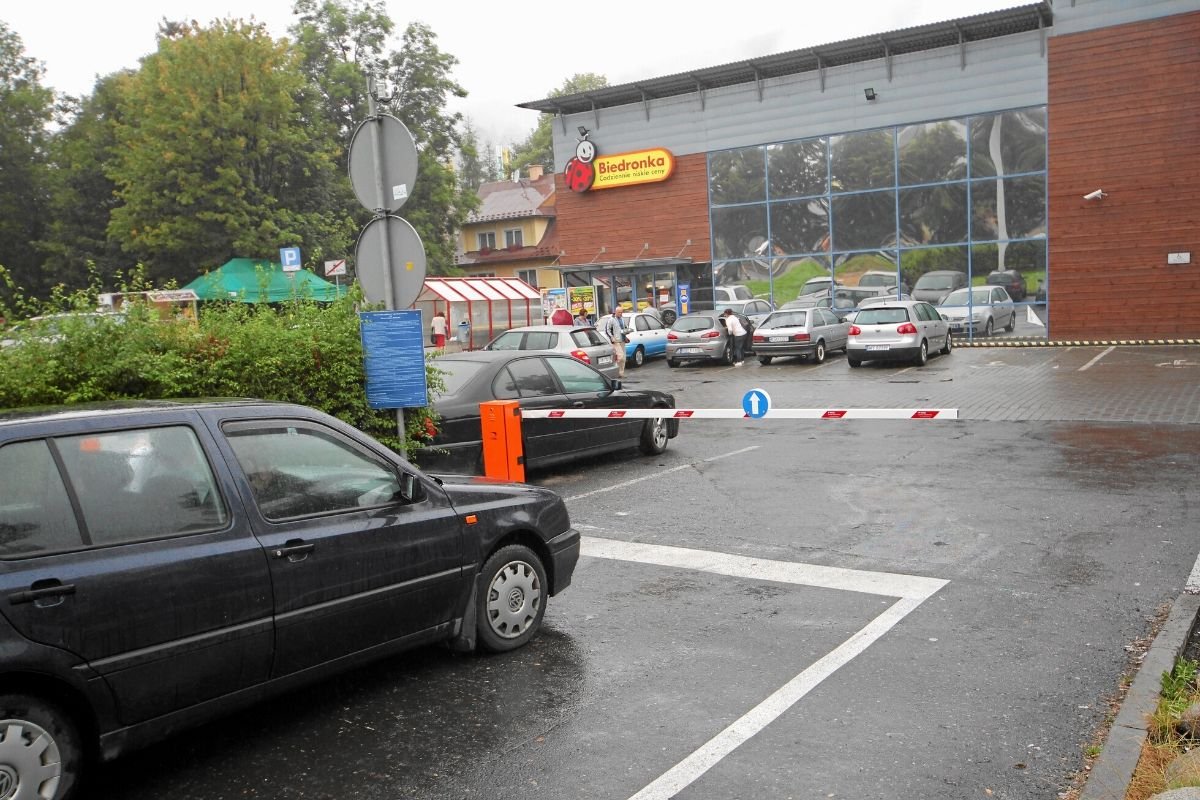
left=562, top=132, right=675, bottom=193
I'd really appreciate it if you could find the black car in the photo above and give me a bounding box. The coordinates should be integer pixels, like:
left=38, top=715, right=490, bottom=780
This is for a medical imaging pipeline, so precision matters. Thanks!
left=419, top=351, right=680, bottom=473
left=985, top=269, right=1028, bottom=301
left=0, top=399, right=579, bottom=799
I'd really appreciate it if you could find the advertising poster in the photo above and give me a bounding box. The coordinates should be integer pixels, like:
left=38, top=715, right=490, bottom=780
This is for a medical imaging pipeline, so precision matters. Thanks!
left=568, top=285, right=596, bottom=316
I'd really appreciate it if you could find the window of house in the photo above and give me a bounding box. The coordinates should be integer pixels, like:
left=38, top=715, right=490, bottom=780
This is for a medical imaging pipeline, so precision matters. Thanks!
left=517, top=269, right=538, bottom=287
left=477, top=232, right=496, bottom=251
left=505, top=229, right=524, bottom=248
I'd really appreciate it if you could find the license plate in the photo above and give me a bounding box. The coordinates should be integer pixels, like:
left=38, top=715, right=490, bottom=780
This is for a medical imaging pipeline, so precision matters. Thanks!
left=678, top=347, right=702, bottom=355
left=949, top=324, right=964, bottom=333
left=866, top=344, right=890, bottom=352
left=598, top=356, right=613, bottom=365
left=769, top=336, right=788, bottom=343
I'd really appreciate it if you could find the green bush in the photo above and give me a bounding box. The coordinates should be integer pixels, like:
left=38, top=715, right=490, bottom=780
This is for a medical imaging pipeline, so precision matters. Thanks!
left=0, top=266, right=442, bottom=461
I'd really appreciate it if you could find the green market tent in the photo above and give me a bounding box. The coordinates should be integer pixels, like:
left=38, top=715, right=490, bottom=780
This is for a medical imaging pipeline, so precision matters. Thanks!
left=183, top=258, right=347, bottom=303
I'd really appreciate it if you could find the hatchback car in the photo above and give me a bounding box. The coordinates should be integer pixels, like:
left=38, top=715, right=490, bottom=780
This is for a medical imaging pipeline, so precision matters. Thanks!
left=714, top=298, right=774, bottom=326
left=665, top=312, right=753, bottom=367
left=483, top=324, right=616, bottom=379
left=857, top=270, right=909, bottom=295
left=798, top=276, right=841, bottom=297
left=752, top=307, right=849, bottom=365
left=938, top=286, right=1016, bottom=337
left=417, top=351, right=680, bottom=473
left=595, top=311, right=669, bottom=367
left=0, top=399, right=580, bottom=799
left=911, top=270, right=968, bottom=305
left=985, top=269, right=1028, bottom=301
left=846, top=300, right=952, bottom=367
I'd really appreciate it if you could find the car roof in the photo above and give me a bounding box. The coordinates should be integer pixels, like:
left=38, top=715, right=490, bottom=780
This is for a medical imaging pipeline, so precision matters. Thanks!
left=501, top=325, right=583, bottom=332
left=919, top=270, right=965, bottom=276
left=0, top=398, right=296, bottom=427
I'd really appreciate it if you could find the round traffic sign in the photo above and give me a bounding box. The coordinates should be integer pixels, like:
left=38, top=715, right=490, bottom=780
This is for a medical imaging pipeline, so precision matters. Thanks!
left=742, top=388, right=771, bottom=419
left=355, top=215, right=427, bottom=309
left=348, top=114, right=419, bottom=213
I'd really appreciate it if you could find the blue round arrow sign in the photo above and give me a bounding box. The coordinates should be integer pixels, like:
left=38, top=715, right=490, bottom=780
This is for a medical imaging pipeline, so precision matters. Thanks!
left=742, top=388, right=771, bottom=419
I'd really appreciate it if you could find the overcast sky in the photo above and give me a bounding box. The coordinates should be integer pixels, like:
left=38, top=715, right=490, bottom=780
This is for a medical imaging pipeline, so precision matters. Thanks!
left=7, top=0, right=1016, bottom=146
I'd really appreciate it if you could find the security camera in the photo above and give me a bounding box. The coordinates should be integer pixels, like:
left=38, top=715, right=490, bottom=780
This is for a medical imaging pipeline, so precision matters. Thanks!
left=1083, top=189, right=1107, bottom=201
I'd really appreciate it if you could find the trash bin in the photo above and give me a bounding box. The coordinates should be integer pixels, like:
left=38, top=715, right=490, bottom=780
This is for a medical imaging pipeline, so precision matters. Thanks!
left=458, top=320, right=471, bottom=350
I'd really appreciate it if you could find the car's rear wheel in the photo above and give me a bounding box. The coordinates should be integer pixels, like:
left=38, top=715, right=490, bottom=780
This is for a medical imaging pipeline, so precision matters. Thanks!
left=722, top=342, right=734, bottom=365
left=813, top=341, right=826, bottom=364
left=667, top=358, right=678, bottom=368
left=941, top=330, right=953, bottom=355
left=476, top=545, right=547, bottom=654
left=1005, top=312, right=1015, bottom=333
left=848, top=356, right=862, bottom=368
left=983, top=318, right=994, bottom=337
left=639, top=415, right=669, bottom=455
left=0, top=694, right=83, bottom=800
left=914, top=340, right=928, bottom=366
left=631, top=346, right=645, bottom=367
left=759, top=356, right=773, bottom=365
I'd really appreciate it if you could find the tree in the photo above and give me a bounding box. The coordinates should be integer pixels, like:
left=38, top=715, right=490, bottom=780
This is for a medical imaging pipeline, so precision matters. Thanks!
left=458, top=118, right=501, bottom=192
left=509, top=73, right=608, bottom=173
left=0, top=22, right=55, bottom=298
left=105, top=19, right=355, bottom=285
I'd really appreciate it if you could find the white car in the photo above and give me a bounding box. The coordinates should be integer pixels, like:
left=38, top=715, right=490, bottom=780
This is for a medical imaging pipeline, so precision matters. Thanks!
left=937, top=286, right=1016, bottom=337
left=846, top=300, right=952, bottom=368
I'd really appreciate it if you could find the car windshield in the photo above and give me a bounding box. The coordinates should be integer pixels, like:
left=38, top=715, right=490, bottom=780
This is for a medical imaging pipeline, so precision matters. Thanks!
left=915, top=274, right=959, bottom=290
left=800, top=279, right=831, bottom=295
left=486, top=331, right=525, bottom=350
left=854, top=308, right=910, bottom=325
left=941, top=289, right=992, bottom=305
left=672, top=316, right=716, bottom=333
left=434, top=360, right=489, bottom=396
left=760, top=311, right=806, bottom=329
left=985, top=274, right=1011, bottom=285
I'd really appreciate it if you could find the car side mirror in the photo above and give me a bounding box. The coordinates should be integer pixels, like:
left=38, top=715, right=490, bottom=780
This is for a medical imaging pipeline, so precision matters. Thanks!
left=397, top=472, right=426, bottom=504
left=610, top=379, right=622, bottom=391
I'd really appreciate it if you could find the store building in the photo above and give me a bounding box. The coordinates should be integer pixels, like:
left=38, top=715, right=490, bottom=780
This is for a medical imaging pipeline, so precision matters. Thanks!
left=518, top=0, right=1199, bottom=340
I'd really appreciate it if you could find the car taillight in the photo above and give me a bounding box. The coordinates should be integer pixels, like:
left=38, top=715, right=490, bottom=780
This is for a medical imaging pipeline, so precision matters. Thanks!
left=570, top=349, right=591, bottom=364
left=897, top=322, right=918, bottom=334
left=752, top=334, right=765, bottom=343
left=700, top=330, right=720, bottom=339
left=667, top=331, right=678, bottom=340
left=792, top=332, right=810, bottom=342
left=848, top=325, right=861, bottom=335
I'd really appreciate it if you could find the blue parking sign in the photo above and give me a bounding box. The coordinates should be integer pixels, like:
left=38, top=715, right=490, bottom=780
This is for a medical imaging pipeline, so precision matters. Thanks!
left=280, top=247, right=302, bottom=272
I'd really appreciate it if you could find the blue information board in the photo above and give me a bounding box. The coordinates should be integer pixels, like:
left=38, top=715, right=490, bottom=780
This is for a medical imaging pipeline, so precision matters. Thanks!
left=359, top=310, right=429, bottom=409
left=677, top=282, right=691, bottom=315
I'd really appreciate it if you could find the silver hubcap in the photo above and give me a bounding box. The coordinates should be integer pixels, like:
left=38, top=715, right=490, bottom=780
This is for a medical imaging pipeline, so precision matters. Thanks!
left=0, top=720, right=62, bottom=800
left=486, top=561, right=541, bottom=639
left=652, top=418, right=667, bottom=447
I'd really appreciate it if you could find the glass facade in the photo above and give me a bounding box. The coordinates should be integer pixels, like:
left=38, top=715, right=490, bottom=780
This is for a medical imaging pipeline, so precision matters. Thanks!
left=708, top=106, right=1048, bottom=337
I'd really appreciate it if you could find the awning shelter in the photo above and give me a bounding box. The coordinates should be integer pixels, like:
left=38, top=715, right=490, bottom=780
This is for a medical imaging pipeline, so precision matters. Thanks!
left=183, top=258, right=347, bottom=303
left=413, top=277, right=542, bottom=350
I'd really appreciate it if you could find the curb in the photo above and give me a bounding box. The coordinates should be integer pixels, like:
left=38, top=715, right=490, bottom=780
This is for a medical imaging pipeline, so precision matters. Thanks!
left=1080, top=593, right=1200, bottom=800
left=956, top=339, right=1200, bottom=347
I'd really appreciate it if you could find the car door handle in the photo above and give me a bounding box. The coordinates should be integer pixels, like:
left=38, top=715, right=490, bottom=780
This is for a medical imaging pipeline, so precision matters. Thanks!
left=9, top=581, right=76, bottom=606
left=272, top=541, right=315, bottom=561
left=572, top=401, right=586, bottom=408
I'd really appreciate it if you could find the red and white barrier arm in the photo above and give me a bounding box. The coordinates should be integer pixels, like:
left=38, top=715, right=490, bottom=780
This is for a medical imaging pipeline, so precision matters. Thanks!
left=520, top=408, right=958, bottom=420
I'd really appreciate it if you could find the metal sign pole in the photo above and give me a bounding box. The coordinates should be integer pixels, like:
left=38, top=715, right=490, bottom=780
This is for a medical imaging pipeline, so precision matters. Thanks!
left=367, top=76, right=406, bottom=456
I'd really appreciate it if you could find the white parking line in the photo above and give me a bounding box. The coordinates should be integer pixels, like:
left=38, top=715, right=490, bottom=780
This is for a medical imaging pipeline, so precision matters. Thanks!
left=1078, top=345, right=1115, bottom=372
left=577, top=537, right=948, bottom=799
left=1185, top=549, right=1200, bottom=594
left=563, top=446, right=759, bottom=502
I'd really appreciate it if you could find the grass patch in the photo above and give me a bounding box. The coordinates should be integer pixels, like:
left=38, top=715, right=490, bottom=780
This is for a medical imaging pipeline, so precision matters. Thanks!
left=1121, top=658, right=1200, bottom=800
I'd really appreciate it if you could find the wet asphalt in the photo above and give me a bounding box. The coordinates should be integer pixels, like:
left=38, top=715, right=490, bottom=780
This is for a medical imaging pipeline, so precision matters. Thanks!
left=93, top=344, right=1200, bottom=799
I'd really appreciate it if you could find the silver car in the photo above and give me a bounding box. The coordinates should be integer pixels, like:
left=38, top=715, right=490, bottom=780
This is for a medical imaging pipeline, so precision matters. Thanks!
left=483, top=324, right=618, bottom=378
left=938, top=286, right=1016, bottom=337
left=846, top=300, right=952, bottom=368
left=665, top=313, right=741, bottom=367
left=752, top=307, right=849, bottom=365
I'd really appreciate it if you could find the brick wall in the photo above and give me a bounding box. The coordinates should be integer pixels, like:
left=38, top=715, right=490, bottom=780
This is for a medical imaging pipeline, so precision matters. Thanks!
left=1048, top=11, right=1200, bottom=339
left=554, top=152, right=710, bottom=265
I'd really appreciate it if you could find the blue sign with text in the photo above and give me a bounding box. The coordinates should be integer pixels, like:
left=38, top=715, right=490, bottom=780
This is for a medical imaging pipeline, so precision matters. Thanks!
left=279, top=247, right=302, bottom=270
left=359, top=310, right=429, bottom=409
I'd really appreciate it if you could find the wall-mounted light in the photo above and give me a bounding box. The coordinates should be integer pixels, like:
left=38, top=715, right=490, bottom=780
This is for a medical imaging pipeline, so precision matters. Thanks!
left=1083, top=189, right=1108, bottom=201
left=577, top=125, right=589, bottom=137
left=864, top=88, right=877, bottom=101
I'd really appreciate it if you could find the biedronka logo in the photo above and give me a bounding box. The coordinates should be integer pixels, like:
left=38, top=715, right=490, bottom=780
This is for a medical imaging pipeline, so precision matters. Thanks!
left=563, top=129, right=675, bottom=193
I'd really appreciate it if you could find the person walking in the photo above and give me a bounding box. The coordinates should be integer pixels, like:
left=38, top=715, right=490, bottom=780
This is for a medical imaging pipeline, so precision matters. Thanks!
left=722, top=308, right=747, bottom=366
left=603, top=306, right=628, bottom=378
left=430, top=310, right=448, bottom=349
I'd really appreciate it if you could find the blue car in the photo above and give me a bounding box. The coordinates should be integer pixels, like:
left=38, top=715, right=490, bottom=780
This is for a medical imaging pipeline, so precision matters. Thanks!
left=598, top=311, right=670, bottom=367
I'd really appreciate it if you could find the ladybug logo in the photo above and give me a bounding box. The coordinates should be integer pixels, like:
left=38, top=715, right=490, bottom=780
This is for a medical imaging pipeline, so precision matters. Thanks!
left=563, top=129, right=597, bottom=192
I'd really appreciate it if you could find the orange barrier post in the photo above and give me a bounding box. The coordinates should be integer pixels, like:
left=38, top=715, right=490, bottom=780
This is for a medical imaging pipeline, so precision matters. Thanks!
left=479, top=401, right=524, bottom=482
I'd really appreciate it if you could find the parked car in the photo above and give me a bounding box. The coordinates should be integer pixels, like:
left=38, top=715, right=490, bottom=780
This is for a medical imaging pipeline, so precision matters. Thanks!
left=666, top=311, right=755, bottom=367
left=595, top=311, right=669, bottom=367
left=985, top=269, right=1028, bottom=301
left=828, top=287, right=890, bottom=319
left=483, top=324, right=617, bottom=379
left=418, top=351, right=679, bottom=473
left=781, top=293, right=831, bottom=310
left=938, top=286, right=1016, bottom=336
left=856, top=270, right=909, bottom=295
left=846, top=300, right=952, bottom=367
left=752, top=307, right=849, bottom=365
left=714, top=285, right=753, bottom=302
left=714, top=298, right=774, bottom=327
left=0, top=399, right=580, bottom=799
left=798, top=276, right=841, bottom=297
left=911, top=270, right=968, bottom=305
